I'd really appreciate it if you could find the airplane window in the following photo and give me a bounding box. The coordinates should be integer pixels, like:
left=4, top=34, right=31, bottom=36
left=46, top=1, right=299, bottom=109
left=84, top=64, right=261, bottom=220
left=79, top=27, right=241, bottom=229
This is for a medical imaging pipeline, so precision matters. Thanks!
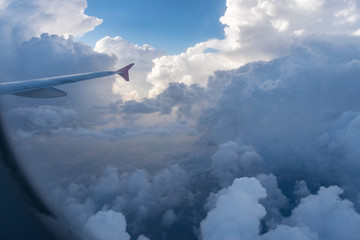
left=2, top=0, right=360, bottom=240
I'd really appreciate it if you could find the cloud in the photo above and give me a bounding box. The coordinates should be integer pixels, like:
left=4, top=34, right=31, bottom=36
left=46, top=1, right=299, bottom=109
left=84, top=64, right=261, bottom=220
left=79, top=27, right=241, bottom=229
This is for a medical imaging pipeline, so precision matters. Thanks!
left=120, top=82, right=208, bottom=120
left=197, top=37, right=360, bottom=178
left=256, top=174, right=288, bottom=230
left=197, top=36, right=360, bottom=239
left=6, top=105, right=79, bottom=131
left=210, top=141, right=263, bottom=187
left=146, top=46, right=239, bottom=97
left=137, top=235, right=150, bottom=240
left=293, top=180, right=311, bottom=200
left=287, top=186, right=360, bottom=240
left=318, top=111, right=360, bottom=191
left=200, top=177, right=267, bottom=240
left=201, top=180, right=360, bottom=240
left=0, top=0, right=101, bottom=42
left=161, top=209, right=177, bottom=227
left=260, top=185, right=360, bottom=240
left=261, top=225, right=318, bottom=240
left=84, top=210, right=130, bottom=240
left=94, top=36, right=165, bottom=100
left=50, top=165, right=190, bottom=238
left=144, top=0, right=360, bottom=98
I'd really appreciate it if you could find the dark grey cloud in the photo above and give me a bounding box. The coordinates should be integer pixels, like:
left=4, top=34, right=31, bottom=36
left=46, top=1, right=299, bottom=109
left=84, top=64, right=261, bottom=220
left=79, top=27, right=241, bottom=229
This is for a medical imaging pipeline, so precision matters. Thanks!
left=120, top=82, right=208, bottom=118
left=51, top=165, right=191, bottom=239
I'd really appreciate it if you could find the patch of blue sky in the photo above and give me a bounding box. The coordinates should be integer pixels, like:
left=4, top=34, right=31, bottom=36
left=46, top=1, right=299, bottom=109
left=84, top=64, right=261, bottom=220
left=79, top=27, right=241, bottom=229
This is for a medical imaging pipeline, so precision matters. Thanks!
left=80, top=0, right=226, bottom=54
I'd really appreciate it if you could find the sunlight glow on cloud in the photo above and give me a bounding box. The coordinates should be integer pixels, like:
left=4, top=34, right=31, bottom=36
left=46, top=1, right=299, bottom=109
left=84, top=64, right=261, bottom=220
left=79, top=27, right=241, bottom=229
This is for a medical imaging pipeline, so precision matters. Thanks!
left=94, top=36, right=165, bottom=100
left=144, top=0, right=360, bottom=98
left=0, top=0, right=102, bottom=41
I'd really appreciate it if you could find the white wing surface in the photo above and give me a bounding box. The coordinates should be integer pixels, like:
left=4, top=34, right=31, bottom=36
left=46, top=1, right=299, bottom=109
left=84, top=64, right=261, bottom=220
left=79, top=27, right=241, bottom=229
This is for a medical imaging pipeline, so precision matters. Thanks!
left=0, top=63, right=134, bottom=98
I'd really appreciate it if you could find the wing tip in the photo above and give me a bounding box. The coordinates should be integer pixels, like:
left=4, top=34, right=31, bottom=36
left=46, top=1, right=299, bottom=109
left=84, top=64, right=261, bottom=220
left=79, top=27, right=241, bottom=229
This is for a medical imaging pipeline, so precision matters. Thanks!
left=116, top=63, right=135, bottom=81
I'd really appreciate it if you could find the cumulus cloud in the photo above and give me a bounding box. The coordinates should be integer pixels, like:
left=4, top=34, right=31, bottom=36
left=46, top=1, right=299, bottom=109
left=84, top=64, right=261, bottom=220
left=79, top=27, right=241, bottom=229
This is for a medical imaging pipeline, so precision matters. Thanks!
left=256, top=174, right=288, bottom=230
left=146, top=47, right=239, bottom=97
left=120, top=82, right=208, bottom=120
left=293, top=180, right=311, bottom=200
left=202, top=181, right=360, bottom=240
left=84, top=210, right=130, bottom=240
left=211, top=141, right=263, bottom=187
left=137, top=235, right=150, bottom=240
left=261, top=225, right=318, bottom=240
left=196, top=35, right=360, bottom=239
left=0, top=0, right=101, bottom=42
left=6, top=105, right=78, bottom=131
left=197, top=37, right=360, bottom=176
left=318, top=111, right=360, bottom=192
left=201, top=177, right=267, bottom=240
left=259, top=185, right=360, bottom=240
left=161, top=209, right=177, bottom=227
left=145, top=0, right=360, bottom=98
left=51, top=165, right=190, bottom=239
left=287, top=186, right=360, bottom=240
left=94, top=36, right=165, bottom=100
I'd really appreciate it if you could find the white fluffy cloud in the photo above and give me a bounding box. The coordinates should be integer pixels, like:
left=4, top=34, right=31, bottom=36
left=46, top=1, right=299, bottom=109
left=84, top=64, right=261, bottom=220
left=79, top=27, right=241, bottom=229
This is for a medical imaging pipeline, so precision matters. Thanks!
left=261, top=225, right=318, bottom=240
left=0, top=0, right=101, bottom=42
left=146, top=47, right=239, bottom=97
left=201, top=177, right=267, bottom=240
left=95, top=36, right=165, bottom=100
left=84, top=210, right=130, bottom=240
left=288, top=186, right=360, bottom=240
left=260, top=185, right=360, bottom=240
left=202, top=181, right=360, bottom=240
left=145, top=0, right=360, bottom=98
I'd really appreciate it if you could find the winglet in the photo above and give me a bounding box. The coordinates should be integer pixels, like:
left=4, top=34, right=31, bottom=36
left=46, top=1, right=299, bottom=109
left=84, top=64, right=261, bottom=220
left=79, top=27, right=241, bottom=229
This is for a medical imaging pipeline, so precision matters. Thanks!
left=116, top=63, right=135, bottom=81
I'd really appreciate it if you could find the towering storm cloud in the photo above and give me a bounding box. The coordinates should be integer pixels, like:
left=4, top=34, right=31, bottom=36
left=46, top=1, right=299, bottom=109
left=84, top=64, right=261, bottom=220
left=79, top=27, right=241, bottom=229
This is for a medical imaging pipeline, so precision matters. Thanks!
left=145, top=0, right=360, bottom=97
left=2, top=0, right=360, bottom=240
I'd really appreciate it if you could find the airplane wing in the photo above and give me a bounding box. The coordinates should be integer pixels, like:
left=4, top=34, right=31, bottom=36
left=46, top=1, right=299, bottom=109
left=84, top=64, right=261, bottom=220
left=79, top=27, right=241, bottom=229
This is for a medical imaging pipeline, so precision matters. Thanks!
left=0, top=63, right=134, bottom=98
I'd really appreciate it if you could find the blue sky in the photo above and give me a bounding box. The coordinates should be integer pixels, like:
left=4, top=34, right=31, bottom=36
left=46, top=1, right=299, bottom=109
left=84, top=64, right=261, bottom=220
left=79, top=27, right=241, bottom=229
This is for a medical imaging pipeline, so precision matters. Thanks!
left=81, top=0, right=226, bottom=54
